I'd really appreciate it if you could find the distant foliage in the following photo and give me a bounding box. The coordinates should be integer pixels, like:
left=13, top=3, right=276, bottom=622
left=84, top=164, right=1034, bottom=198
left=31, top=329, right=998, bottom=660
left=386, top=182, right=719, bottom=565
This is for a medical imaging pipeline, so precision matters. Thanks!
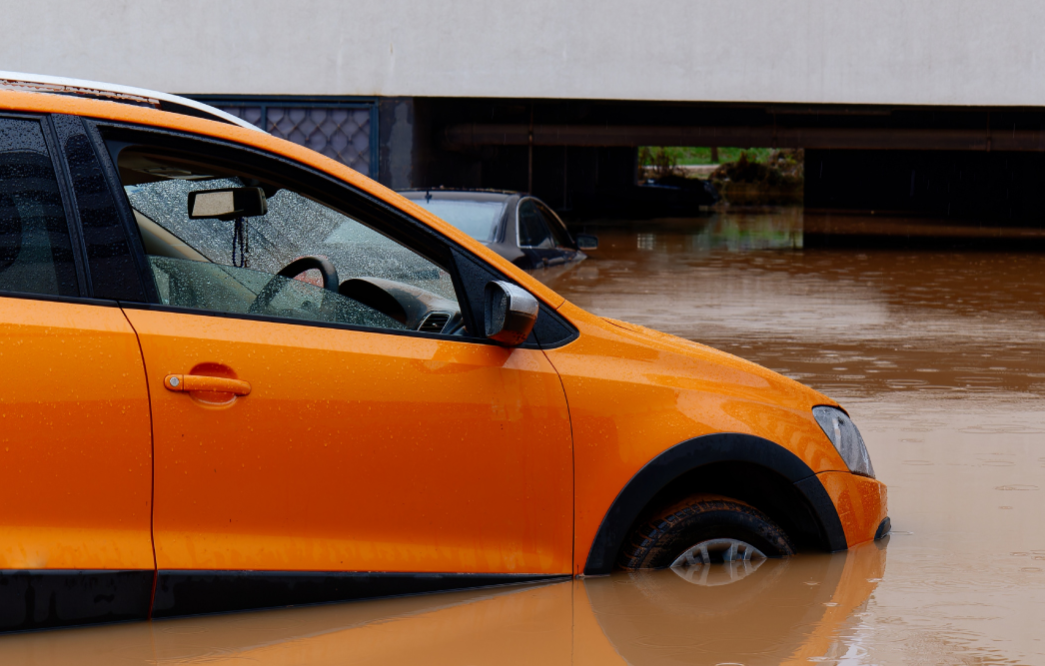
left=637, top=146, right=804, bottom=204
left=711, top=149, right=803, bottom=187
left=638, top=147, right=682, bottom=179
left=708, top=149, right=805, bottom=205
left=640, top=146, right=777, bottom=166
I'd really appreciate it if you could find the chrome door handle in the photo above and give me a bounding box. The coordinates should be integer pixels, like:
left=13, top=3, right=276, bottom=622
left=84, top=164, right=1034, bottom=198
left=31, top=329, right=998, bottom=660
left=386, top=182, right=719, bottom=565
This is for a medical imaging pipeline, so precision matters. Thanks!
left=164, top=374, right=252, bottom=396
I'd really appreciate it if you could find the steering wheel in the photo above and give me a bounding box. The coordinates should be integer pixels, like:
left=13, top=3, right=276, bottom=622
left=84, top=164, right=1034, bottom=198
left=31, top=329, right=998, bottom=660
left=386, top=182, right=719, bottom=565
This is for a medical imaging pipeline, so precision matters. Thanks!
left=248, top=255, right=340, bottom=314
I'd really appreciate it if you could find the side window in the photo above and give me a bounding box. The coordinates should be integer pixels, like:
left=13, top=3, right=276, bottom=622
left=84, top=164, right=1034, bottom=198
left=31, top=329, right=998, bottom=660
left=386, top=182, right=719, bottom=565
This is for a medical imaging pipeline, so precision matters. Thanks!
left=517, top=199, right=553, bottom=248
left=535, top=202, right=575, bottom=249
left=0, top=118, right=78, bottom=297
left=113, top=144, right=463, bottom=335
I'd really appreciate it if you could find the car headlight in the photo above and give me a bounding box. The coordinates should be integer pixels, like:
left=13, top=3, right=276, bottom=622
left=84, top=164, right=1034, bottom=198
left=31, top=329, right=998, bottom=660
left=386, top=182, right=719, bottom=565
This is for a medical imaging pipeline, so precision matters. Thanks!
left=812, top=406, right=875, bottom=478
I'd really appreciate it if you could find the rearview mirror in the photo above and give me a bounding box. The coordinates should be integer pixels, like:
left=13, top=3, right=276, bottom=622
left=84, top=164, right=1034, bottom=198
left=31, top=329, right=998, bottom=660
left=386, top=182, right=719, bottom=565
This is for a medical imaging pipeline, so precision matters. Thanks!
left=576, top=234, right=599, bottom=251
left=187, top=187, right=268, bottom=221
left=484, top=280, right=539, bottom=347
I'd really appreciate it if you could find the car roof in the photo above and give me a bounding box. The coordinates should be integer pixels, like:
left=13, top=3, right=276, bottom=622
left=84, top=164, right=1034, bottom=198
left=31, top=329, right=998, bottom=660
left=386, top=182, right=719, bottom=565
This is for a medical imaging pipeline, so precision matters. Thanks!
left=0, top=71, right=263, bottom=134
left=398, top=189, right=519, bottom=203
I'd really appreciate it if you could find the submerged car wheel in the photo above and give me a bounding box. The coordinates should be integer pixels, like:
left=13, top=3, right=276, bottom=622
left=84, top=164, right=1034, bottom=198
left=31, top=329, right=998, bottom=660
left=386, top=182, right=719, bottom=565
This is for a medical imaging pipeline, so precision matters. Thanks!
left=617, top=495, right=796, bottom=570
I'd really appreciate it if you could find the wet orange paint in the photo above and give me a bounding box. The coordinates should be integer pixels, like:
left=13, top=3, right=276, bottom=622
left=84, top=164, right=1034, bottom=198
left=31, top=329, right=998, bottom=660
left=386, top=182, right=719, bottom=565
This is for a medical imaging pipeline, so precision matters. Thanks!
left=817, top=471, right=888, bottom=546
left=543, top=304, right=870, bottom=571
left=124, top=308, right=573, bottom=573
left=0, top=298, right=152, bottom=569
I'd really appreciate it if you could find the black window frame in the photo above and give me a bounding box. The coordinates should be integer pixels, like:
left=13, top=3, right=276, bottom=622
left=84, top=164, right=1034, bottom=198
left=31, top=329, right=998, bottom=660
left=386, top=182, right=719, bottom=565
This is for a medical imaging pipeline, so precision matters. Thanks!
left=53, top=114, right=153, bottom=303
left=86, top=120, right=577, bottom=349
left=0, top=111, right=95, bottom=304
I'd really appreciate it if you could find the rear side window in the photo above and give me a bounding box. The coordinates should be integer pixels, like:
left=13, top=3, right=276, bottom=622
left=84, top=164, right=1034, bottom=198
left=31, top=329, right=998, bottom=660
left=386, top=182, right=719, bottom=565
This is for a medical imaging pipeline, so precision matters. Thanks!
left=535, top=201, right=575, bottom=249
left=52, top=115, right=145, bottom=302
left=517, top=199, right=553, bottom=248
left=0, top=118, right=78, bottom=297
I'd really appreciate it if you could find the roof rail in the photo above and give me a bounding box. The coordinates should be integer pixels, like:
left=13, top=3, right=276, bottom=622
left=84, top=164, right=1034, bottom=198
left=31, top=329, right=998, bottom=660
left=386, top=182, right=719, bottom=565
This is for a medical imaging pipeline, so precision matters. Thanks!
left=0, top=71, right=264, bottom=133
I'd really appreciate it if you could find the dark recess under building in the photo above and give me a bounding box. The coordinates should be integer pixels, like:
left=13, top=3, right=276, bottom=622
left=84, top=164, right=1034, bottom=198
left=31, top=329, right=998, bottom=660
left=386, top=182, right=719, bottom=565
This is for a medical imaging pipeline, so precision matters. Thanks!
left=374, top=96, right=1045, bottom=244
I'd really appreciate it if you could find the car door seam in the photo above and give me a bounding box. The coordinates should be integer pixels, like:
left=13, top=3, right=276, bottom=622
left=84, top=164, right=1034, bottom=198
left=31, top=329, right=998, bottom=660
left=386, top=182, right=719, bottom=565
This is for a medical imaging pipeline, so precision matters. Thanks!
left=539, top=348, right=577, bottom=576
left=117, top=304, right=159, bottom=618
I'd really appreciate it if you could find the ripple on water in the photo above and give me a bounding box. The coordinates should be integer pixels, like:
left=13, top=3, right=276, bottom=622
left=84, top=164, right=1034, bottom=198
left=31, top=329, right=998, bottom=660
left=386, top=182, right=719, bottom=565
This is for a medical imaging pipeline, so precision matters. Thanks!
left=959, top=423, right=1045, bottom=435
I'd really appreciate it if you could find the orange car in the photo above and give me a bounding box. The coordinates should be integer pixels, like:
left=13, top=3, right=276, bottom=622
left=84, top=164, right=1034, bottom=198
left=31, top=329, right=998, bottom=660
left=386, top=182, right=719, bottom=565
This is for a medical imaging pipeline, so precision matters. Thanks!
left=0, top=73, right=888, bottom=632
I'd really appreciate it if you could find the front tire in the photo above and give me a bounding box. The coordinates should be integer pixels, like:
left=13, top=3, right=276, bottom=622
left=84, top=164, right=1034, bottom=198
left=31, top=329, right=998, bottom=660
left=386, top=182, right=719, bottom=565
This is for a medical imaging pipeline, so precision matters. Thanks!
left=617, top=495, right=796, bottom=570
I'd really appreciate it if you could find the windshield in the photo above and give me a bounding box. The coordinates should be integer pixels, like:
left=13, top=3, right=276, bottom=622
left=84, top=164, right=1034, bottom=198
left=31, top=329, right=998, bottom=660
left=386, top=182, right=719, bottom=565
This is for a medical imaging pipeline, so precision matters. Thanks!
left=409, top=199, right=505, bottom=243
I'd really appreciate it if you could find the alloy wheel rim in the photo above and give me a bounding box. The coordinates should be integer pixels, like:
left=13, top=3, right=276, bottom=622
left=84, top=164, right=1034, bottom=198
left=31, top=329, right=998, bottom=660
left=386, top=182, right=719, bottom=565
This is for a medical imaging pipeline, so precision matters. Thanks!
left=670, top=538, right=767, bottom=568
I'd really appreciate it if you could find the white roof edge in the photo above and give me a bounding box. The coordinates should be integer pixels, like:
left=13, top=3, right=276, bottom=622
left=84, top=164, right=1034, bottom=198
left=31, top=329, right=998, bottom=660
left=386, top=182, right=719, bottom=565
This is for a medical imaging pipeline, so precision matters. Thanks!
left=0, top=71, right=266, bottom=133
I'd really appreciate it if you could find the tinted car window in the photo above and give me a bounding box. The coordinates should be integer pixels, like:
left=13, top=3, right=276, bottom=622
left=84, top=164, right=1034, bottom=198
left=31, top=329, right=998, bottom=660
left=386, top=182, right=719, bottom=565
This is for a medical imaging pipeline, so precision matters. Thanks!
left=517, top=199, right=553, bottom=248
left=52, top=115, right=144, bottom=301
left=0, top=118, right=78, bottom=297
left=535, top=201, right=574, bottom=249
left=410, top=198, right=504, bottom=243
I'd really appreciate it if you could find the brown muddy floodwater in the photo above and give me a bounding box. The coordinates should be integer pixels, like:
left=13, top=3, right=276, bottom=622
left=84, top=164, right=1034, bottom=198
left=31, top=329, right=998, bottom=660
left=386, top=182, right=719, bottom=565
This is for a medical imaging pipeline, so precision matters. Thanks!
left=5, top=207, right=1045, bottom=665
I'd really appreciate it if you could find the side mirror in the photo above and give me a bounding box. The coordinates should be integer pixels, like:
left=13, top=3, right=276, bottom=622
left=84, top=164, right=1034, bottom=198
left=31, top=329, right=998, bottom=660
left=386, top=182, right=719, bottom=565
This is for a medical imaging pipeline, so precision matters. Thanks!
left=576, top=234, right=599, bottom=251
left=484, top=280, right=539, bottom=347
left=188, top=187, right=268, bottom=221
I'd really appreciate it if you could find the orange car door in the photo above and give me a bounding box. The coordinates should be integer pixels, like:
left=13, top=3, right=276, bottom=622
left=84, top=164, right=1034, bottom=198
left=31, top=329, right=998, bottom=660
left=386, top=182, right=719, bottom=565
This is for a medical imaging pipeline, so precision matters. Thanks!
left=95, top=124, right=573, bottom=616
left=0, top=115, right=154, bottom=631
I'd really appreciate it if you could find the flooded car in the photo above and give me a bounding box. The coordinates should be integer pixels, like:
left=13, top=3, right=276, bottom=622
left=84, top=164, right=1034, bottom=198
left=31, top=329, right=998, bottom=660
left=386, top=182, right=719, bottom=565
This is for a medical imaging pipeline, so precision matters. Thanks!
left=0, top=73, right=886, bottom=633
left=398, top=189, right=598, bottom=270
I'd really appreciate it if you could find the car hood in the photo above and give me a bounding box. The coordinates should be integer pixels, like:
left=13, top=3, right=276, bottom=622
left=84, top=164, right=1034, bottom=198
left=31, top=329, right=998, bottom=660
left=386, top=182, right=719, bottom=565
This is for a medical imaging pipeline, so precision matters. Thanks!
left=596, top=315, right=838, bottom=413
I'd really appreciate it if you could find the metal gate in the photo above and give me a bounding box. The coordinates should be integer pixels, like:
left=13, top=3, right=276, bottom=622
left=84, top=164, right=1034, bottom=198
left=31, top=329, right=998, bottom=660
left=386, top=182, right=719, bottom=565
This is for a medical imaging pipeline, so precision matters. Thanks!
left=199, top=98, right=379, bottom=178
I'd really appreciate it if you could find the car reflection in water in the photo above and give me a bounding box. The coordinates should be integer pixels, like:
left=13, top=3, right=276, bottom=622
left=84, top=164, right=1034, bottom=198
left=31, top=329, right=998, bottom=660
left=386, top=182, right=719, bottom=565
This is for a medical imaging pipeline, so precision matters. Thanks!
left=585, top=540, right=887, bottom=665
left=399, top=189, right=598, bottom=271
left=0, top=541, right=886, bottom=666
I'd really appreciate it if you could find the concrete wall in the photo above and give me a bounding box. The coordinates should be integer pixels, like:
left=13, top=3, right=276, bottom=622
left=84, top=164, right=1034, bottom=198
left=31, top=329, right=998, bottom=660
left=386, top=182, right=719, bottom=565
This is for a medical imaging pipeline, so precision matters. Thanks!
left=4, top=0, right=1044, bottom=106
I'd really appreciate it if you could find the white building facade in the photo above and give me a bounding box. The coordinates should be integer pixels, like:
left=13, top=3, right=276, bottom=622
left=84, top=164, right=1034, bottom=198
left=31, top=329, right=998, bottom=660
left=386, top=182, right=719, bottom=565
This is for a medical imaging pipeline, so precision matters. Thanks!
left=5, top=0, right=1043, bottom=106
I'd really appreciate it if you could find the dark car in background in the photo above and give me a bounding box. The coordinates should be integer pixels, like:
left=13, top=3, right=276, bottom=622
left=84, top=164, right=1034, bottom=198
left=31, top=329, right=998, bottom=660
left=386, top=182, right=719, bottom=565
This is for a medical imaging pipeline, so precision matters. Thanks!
left=400, top=190, right=597, bottom=270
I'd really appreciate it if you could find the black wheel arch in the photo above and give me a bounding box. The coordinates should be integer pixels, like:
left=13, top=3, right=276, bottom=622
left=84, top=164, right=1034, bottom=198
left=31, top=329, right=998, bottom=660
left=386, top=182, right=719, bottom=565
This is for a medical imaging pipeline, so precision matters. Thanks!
left=583, top=433, right=848, bottom=575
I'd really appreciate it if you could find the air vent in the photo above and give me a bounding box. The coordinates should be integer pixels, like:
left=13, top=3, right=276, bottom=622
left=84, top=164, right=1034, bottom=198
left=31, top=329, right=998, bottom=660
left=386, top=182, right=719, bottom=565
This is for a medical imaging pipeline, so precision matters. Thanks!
left=418, top=312, right=451, bottom=333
